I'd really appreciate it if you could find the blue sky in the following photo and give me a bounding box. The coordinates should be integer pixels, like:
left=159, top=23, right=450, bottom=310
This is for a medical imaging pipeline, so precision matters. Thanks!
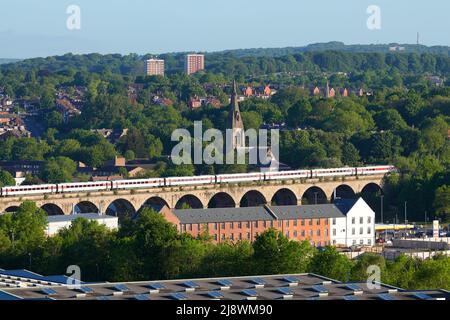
left=1, top=0, right=449, bottom=58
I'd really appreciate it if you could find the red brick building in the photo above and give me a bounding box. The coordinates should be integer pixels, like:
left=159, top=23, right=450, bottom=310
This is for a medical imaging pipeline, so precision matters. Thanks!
left=159, top=204, right=345, bottom=247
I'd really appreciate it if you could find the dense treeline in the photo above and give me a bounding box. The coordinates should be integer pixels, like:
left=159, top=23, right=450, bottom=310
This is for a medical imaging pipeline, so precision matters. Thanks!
left=0, top=202, right=448, bottom=289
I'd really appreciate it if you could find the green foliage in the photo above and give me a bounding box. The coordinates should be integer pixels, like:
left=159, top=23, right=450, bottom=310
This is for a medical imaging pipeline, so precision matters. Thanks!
left=308, top=246, right=353, bottom=282
left=0, top=170, right=15, bottom=187
left=41, top=157, right=77, bottom=183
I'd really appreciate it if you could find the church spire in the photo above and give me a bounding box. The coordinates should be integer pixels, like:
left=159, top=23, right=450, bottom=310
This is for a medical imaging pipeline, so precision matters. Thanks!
left=228, top=80, right=245, bottom=149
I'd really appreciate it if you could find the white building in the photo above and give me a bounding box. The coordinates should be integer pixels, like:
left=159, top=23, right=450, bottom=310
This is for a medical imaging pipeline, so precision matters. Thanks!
left=46, top=214, right=118, bottom=236
left=330, top=198, right=376, bottom=247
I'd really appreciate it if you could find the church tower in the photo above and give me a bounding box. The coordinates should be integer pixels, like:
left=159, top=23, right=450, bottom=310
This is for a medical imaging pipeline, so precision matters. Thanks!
left=228, top=80, right=245, bottom=149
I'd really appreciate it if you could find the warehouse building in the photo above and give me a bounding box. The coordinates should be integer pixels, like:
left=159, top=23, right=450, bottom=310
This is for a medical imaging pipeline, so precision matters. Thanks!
left=0, top=272, right=447, bottom=301
left=159, top=198, right=375, bottom=247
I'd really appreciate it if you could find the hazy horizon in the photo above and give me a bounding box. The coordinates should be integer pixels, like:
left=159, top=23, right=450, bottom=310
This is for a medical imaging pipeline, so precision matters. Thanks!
left=1, top=0, right=450, bottom=59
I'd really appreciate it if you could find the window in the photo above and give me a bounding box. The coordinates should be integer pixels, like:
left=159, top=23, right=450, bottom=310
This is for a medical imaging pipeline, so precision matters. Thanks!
left=360, top=239, right=364, bottom=245
left=367, top=227, right=371, bottom=234
left=238, top=222, right=242, bottom=229
left=221, top=234, right=225, bottom=240
left=230, top=234, right=234, bottom=241
left=301, top=219, right=305, bottom=226
left=246, top=222, right=250, bottom=228
left=229, top=222, right=233, bottom=229
left=325, top=219, right=329, bottom=225
left=293, top=220, right=298, bottom=227
left=214, top=223, right=218, bottom=230
left=263, top=221, right=267, bottom=228
left=286, top=220, right=290, bottom=227
left=317, top=230, right=321, bottom=236
left=293, top=231, right=298, bottom=238
left=352, top=217, right=355, bottom=224
left=247, top=233, right=251, bottom=239
left=368, top=239, right=372, bottom=245
left=352, top=240, right=356, bottom=245
left=309, top=219, right=312, bottom=226
left=367, top=217, right=372, bottom=224
left=352, top=228, right=355, bottom=235
left=360, top=227, right=363, bottom=235
left=359, top=217, right=363, bottom=224
left=221, top=223, right=225, bottom=229
left=309, top=230, right=313, bottom=237
left=238, top=233, right=242, bottom=240
left=316, top=219, right=320, bottom=226
left=332, top=218, right=336, bottom=225
left=301, top=231, right=305, bottom=237
left=254, top=221, right=258, bottom=228
left=333, top=228, right=336, bottom=236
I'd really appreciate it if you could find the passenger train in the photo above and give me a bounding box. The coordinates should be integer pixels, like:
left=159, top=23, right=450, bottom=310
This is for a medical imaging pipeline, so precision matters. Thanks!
left=0, top=165, right=396, bottom=197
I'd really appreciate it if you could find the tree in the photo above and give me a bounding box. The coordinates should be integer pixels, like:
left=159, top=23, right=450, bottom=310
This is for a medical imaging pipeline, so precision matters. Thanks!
left=341, top=142, right=360, bottom=166
left=412, top=256, right=450, bottom=290
left=41, top=157, right=77, bottom=183
left=350, top=253, right=387, bottom=282
left=0, top=170, right=15, bottom=187
left=253, top=229, right=314, bottom=275
left=308, top=246, right=353, bottom=282
left=0, top=201, right=47, bottom=256
left=434, top=185, right=450, bottom=221
left=374, top=109, right=407, bottom=131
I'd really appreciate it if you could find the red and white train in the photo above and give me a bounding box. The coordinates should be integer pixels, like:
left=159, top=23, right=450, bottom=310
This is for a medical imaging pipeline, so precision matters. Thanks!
left=0, top=165, right=396, bottom=197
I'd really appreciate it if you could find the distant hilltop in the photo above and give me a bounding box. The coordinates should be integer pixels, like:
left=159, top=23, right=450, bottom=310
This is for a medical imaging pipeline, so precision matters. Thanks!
left=0, top=59, right=21, bottom=65
left=219, top=42, right=450, bottom=57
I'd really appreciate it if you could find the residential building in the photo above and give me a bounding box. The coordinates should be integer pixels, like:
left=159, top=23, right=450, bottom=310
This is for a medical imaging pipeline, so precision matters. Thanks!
left=185, top=54, right=205, bottom=75
left=145, top=59, right=165, bottom=76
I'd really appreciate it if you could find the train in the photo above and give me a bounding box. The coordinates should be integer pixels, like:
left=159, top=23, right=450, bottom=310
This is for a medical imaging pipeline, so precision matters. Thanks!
left=0, top=165, right=396, bottom=197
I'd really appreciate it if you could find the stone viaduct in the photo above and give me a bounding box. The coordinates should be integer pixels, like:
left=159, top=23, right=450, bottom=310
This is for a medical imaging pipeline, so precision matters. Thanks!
left=0, top=175, right=384, bottom=218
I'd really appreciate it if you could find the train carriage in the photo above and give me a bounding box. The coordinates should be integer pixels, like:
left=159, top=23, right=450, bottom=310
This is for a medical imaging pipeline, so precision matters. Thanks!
left=112, top=178, right=165, bottom=190
left=264, top=170, right=310, bottom=181
left=1, top=184, right=57, bottom=197
left=311, top=167, right=356, bottom=178
left=58, top=181, right=111, bottom=193
left=356, top=165, right=396, bottom=176
left=216, top=172, right=265, bottom=184
left=165, top=175, right=216, bottom=187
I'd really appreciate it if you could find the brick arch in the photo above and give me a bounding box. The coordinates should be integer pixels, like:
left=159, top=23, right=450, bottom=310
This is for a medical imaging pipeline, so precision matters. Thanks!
left=301, top=186, right=327, bottom=205
left=140, top=196, right=171, bottom=211
left=271, top=188, right=298, bottom=206
left=240, top=190, right=267, bottom=207
left=106, top=199, right=136, bottom=219
left=175, top=194, right=204, bottom=209
left=41, top=203, right=65, bottom=216
left=74, top=201, right=99, bottom=214
left=208, top=192, right=237, bottom=208
left=330, top=184, right=357, bottom=202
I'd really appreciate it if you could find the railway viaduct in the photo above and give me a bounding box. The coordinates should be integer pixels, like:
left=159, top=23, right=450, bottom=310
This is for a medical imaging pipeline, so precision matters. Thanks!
left=0, top=175, right=385, bottom=218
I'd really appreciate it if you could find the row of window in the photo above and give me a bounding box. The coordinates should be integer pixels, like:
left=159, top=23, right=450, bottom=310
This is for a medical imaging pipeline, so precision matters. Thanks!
left=331, top=227, right=372, bottom=236
left=212, top=231, right=329, bottom=242
left=181, top=218, right=329, bottom=232
left=351, top=217, right=372, bottom=225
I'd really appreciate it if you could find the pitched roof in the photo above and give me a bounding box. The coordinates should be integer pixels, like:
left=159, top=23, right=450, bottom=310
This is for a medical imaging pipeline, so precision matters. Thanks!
left=171, top=202, right=354, bottom=224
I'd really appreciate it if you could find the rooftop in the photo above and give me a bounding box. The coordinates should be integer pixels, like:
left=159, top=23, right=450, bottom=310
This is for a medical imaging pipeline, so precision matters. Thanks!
left=0, top=273, right=447, bottom=301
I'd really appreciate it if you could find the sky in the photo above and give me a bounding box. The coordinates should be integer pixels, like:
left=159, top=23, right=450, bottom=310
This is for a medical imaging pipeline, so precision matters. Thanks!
left=1, top=0, right=449, bottom=59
